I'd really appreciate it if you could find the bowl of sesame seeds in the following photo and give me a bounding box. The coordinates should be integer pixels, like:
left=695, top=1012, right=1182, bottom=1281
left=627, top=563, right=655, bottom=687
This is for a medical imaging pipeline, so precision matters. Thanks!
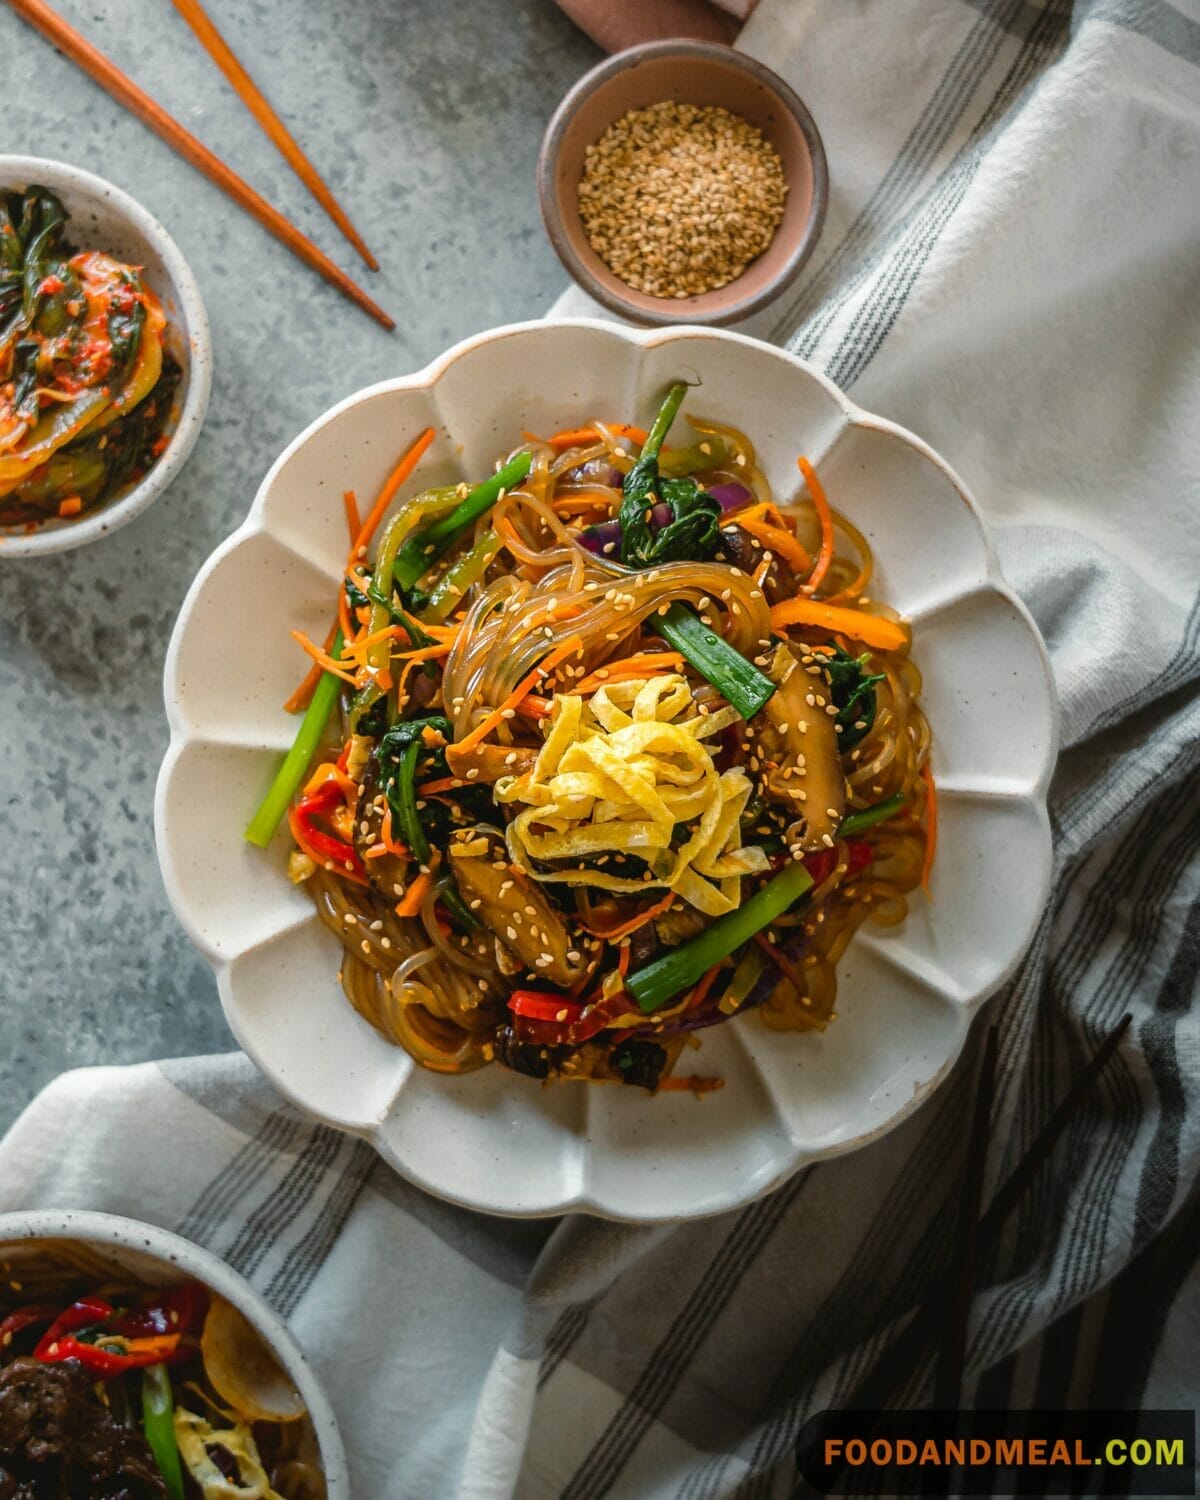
left=538, top=41, right=828, bottom=326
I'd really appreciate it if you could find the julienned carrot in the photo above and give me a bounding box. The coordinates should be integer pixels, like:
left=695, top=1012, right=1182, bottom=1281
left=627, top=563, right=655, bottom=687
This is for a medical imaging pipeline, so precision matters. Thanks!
left=317, top=437, right=430, bottom=694
left=342, top=623, right=401, bottom=654
left=685, top=962, right=723, bottom=1013
left=455, top=635, right=585, bottom=756
left=284, top=619, right=339, bottom=712
left=769, top=597, right=910, bottom=654
left=920, top=764, right=937, bottom=898
left=342, top=488, right=361, bottom=544
left=513, top=695, right=553, bottom=721
left=578, top=889, right=676, bottom=941
left=656, top=1074, right=723, bottom=1093
left=574, top=652, right=685, bottom=695
left=283, top=659, right=324, bottom=714
left=380, top=805, right=407, bottom=858
left=734, top=509, right=811, bottom=575
left=753, top=930, right=806, bottom=1001
left=797, top=455, right=835, bottom=593
left=351, top=427, right=436, bottom=560
left=540, top=423, right=648, bottom=452
left=416, top=776, right=464, bottom=797
left=395, top=869, right=433, bottom=918
left=290, top=630, right=359, bottom=684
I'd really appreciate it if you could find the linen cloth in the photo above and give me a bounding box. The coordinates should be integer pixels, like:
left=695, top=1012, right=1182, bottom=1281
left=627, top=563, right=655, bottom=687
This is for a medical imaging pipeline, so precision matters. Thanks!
left=4, top=1, right=1199, bottom=1495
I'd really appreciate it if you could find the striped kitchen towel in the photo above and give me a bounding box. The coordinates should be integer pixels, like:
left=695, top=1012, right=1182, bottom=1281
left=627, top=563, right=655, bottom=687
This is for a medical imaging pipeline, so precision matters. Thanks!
left=2, top=1, right=1197, bottom=1495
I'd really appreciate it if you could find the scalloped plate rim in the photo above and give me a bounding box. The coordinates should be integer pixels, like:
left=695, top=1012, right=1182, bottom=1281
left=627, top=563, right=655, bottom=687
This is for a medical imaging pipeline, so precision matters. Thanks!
left=155, top=319, right=1058, bottom=1222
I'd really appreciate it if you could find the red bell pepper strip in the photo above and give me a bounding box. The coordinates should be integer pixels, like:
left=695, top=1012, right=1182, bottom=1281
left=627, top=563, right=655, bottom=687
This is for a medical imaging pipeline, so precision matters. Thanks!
left=33, top=1296, right=113, bottom=1357
left=111, top=1282, right=207, bottom=1340
left=288, top=779, right=367, bottom=883
left=37, top=1332, right=182, bottom=1378
left=802, top=840, right=873, bottom=887
left=510, top=987, right=636, bottom=1047
left=507, top=991, right=584, bottom=1023
left=0, top=1305, right=59, bottom=1347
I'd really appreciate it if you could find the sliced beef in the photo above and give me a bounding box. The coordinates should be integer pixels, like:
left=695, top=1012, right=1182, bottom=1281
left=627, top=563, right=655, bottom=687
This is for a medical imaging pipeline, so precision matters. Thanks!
left=0, top=1358, right=165, bottom=1498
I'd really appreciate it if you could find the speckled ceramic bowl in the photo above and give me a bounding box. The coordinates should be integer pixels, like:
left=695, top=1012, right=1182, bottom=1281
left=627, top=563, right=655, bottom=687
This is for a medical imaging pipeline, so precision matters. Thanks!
left=156, top=319, right=1058, bottom=1222
left=0, top=157, right=212, bottom=558
left=538, top=41, right=828, bottom=326
left=0, top=1209, right=349, bottom=1496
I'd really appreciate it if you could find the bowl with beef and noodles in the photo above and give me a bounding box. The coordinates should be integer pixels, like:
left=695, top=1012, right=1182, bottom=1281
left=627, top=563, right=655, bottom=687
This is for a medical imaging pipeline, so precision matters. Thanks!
left=0, top=1211, right=346, bottom=1499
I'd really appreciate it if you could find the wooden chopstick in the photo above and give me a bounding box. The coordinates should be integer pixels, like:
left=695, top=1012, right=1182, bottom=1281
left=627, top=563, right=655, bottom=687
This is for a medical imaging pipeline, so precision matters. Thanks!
left=934, top=1024, right=997, bottom=1410
left=170, top=0, right=378, bottom=271
left=6, top=0, right=393, bottom=330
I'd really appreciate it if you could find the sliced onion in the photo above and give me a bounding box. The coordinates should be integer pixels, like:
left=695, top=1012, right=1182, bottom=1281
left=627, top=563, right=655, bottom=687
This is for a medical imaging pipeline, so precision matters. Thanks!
left=200, top=1296, right=306, bottom=1423
left=579, top=503, right=673, bottom=556
left=708, top=482, right=753, bottom=513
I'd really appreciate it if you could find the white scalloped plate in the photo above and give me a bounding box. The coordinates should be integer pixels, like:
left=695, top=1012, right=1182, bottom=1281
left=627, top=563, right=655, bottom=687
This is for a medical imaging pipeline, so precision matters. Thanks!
left=155, top=321, right=1057, bottom=1222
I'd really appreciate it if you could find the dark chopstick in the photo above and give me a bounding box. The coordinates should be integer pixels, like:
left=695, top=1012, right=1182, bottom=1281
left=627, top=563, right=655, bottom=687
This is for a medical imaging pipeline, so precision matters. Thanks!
left=934, top=1024, right=997, bottom=1410
left=6, top=0, right=394, bottom=330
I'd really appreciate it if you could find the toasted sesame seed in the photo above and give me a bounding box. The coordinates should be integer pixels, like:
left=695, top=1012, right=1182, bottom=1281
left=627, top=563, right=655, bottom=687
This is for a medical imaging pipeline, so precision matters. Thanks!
left=578, top=102, right=786, bottom=298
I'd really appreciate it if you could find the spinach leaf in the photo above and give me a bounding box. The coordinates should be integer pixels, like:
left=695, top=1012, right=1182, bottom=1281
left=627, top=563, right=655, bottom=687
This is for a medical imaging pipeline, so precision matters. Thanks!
left=618, top=382, right=721, bottom=568
left=375, top=715, right=452, bottom=781
left=344, top=571, right=372, bottom=614
left=823, top=645, right=885, bottom=750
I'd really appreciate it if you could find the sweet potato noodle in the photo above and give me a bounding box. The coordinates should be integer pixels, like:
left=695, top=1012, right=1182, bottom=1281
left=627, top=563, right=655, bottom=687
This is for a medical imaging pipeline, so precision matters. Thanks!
left=255, top=385, right=933, bottom=1094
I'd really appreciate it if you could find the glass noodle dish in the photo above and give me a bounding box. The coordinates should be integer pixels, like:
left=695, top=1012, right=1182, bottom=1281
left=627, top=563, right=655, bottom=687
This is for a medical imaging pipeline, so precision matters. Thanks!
left=0, top=1243, right=324, bottom=1498
left=247, top=383, right=936, bottom=1093
left=0, top=186, right=178, bottom=528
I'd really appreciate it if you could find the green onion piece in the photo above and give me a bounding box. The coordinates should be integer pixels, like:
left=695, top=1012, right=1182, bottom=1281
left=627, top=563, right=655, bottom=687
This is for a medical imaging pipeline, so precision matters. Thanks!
left=391, top=740, right=431, bottom=866
left=437, top=876, right=480, bottom=933
left=626, top=860, right=814, bottom=1013
left=393, top=452, right=533, bottom=591
left=142, top=1364, right=185, bottom=1500
left=423, top=530, right=503, bottom=624
left=245, top=629, right=345, bottom=849
left=641, top=381, right=688, bottom=460
left=650, top=602, right=775, bottom=720
left=839, top=792, right=905, bottom=838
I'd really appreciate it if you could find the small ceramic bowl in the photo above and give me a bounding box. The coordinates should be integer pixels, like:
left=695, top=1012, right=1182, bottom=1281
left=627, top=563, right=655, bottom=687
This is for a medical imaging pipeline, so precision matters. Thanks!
left=0, top=1209, right=349, bottom=1496
left=538, top=40, right=828, bottom=327
left=0, top=157, right=212, bottom=558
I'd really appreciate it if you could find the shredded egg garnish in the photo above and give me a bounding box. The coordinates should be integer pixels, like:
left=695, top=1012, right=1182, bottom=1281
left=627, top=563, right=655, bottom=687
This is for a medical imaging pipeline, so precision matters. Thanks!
left=174, top=1405, right=285, bottom=1499
left=495, top=673, right=769, bottom=915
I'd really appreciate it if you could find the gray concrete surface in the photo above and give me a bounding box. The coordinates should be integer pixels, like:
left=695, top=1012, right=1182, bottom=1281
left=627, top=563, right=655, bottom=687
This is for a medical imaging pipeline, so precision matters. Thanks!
left=0, top=0, right=599, bottom=1132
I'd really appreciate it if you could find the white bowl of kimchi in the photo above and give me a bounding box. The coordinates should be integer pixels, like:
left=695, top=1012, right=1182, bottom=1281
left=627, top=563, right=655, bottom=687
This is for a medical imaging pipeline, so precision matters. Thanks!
left=0, top=157, right=211, bottom=557
left=156, top=320, right=1057, bottom=1221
